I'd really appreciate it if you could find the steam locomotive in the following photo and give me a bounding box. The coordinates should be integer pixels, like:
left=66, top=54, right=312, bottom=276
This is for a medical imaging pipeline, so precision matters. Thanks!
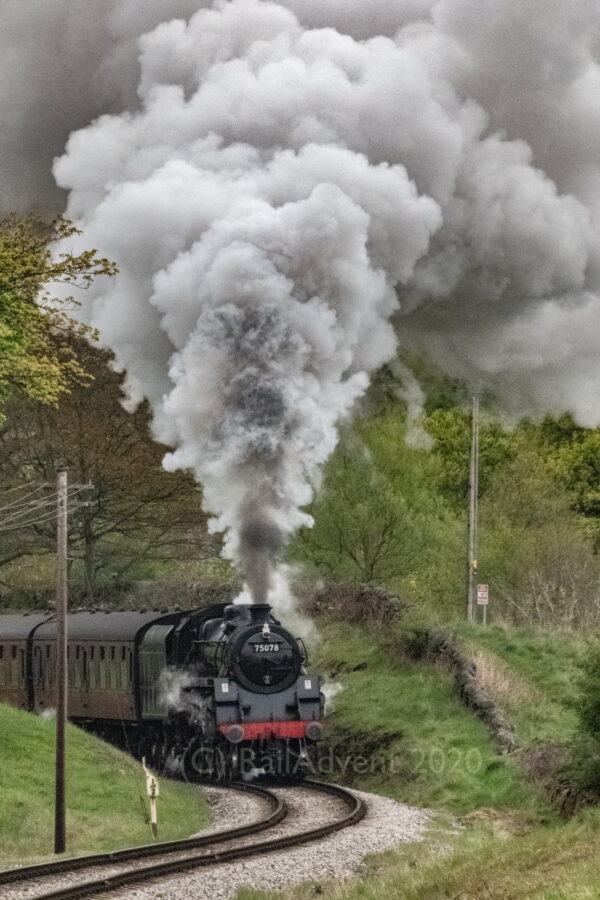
left=0, top=602, right=325, bottom=779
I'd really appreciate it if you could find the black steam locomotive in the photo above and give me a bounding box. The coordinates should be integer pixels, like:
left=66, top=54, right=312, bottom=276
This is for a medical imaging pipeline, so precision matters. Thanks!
left=0, top=602, right=325, bottom=779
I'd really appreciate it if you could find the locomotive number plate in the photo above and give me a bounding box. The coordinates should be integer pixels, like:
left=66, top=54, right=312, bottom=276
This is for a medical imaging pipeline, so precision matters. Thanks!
left=253, top=643, right=280, bottom=652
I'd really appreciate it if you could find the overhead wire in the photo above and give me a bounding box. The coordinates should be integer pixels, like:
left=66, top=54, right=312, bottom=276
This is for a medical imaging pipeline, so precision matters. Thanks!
left=0, top=496, right=93, bottom=532
left=0, top=486, right=90, bottom=527
left=0, top=480, right=38, bottom=497
left=0, top=483, right=48, bottom=513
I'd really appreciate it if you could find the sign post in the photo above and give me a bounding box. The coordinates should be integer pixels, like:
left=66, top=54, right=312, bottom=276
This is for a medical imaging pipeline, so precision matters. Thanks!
left=476, top=584, right=489, bottom=627
left=142, top=758, right=160, bottom=839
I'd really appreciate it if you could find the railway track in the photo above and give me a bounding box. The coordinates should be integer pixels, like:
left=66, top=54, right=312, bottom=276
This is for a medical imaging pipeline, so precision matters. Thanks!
left=0, top=781, right=365, bottom=900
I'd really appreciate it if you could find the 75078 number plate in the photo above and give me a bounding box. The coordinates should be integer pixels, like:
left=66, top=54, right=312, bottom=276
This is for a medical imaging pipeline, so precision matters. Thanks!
left=253, top=643, right=280, bottom=652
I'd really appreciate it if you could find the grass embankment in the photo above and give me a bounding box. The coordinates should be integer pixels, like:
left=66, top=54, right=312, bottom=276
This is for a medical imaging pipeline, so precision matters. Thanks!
left=311, top=621, right=548, bottom=816
left=240, top=805, right=600, bottom=899
left=459, top=624, right=586, bottom=744
left=239, top=620, right=600, bottom=900
left=0, top=703, right=210, bottom=867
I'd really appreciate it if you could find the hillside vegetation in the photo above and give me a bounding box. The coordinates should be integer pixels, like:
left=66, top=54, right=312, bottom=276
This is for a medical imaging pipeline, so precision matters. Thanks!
left=310, top=620, right=547, bottom=817
left=240, top=616, right=600, bottom=900
left=0, top=703, right=210, bottom=867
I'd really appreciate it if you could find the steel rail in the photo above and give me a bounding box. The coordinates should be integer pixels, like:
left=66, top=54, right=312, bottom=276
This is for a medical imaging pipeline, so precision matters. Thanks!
left=26, top=781, right=365, bottom=900
left=0, top=782, right=285, bottom=888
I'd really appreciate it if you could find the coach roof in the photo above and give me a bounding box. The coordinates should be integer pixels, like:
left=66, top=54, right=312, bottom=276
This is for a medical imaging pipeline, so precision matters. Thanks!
left=0, top=613, right=54, bottom=642
left=34, top=610, right=178, bottom=642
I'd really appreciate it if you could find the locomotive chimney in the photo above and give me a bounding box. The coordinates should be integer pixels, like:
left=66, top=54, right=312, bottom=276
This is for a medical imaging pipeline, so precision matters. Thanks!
left=249, top=603, right=271, bottom=624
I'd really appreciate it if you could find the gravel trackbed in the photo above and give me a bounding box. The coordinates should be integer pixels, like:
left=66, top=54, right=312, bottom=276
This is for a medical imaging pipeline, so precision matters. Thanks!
left=124, top=784, right=430, bottom=900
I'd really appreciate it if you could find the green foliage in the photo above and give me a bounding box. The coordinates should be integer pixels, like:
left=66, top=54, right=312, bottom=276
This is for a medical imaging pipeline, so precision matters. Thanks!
left=556, top=430, right=600, bottom=519
left=289, top=414, right=464, bottom=615
left=425, top=407, right=516, bottom=504
left=0, top=339, right=219, bottom=595
left=576, top=644, right=600, bottom=739
left=478, top=452, right=600, bottom=629
left=570, top=642, right=600, bottom=793
left=0, top=703, right=209, bottom=866
left=0, top=214, right=116, bottom=412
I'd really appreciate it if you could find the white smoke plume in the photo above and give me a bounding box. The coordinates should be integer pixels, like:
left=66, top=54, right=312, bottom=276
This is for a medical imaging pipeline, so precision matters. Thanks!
left=321, top=679, right=343, bottom=714
left=2, top=0, right=600, bottom=594
left=159, top=667, right=209, bottom=723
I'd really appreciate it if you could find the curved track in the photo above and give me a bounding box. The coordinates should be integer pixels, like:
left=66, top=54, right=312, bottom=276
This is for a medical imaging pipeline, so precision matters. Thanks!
left=0, top=781, right=365, bottom=900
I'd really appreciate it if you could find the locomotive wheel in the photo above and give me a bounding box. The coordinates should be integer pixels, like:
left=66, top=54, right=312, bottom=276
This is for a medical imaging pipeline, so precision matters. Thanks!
left=226, top=745, right=240, bottom=781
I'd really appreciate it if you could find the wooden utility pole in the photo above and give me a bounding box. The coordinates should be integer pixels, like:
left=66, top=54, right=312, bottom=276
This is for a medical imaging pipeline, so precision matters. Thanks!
left=55, top=468, right=68, bottom=854
left=466, top=396, right=480, bottom=624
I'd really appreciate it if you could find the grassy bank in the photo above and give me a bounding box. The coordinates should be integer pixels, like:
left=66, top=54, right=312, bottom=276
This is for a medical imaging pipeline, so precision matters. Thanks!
left=311, top=621, right=548, bottom=816
left=240, top=805, right=600, bottom=900
left=458, top=624, right=586, bottom=744
left=241, top=619, right=599, bottom=899
left=0, top=703, right=210, bottom=867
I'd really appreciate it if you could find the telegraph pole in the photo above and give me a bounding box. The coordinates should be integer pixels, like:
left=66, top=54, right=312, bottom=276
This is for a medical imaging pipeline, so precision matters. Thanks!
left=466, top=396, right=479, bottom=624
left=55, top=468, right=68, bottom=854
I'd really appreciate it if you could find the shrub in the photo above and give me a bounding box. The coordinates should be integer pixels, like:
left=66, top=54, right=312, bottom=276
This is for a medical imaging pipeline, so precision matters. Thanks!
left=570, top=642, right=600, bottom=793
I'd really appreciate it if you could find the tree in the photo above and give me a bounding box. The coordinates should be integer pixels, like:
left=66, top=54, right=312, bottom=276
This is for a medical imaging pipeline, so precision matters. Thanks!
left=289, top=414, right=464, bottom=611
left=425, top=407, right=516, bottom=504
left=479, top=452, right=600, bottom=629
left=0, top=214, right=116, bottom=412
left=555, top=430, right=600, bottom=520
left=0, top=340, right=219, bottom=594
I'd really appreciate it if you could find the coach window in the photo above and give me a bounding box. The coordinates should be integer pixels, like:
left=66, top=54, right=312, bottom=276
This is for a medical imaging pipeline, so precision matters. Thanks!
left=74, top=646, right=81, bottom=688
left=88, top=645, right=96, bottom=688
left=47, top=646, right=54, bottom=686
left=33, top=646, right=41, bottom=686
left=117, top=646, right=125, bottom=691
left=99, top=645, right=107, bottom=688
left=0, top=645, right=4, bottom=658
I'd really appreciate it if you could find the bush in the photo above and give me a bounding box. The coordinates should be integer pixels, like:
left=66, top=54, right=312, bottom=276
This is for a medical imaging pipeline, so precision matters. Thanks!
left=299, top=581, right=407, bottom=625
left=479, top=453, right=600, bottom=629
left=570, top=642, right=600, bottom=793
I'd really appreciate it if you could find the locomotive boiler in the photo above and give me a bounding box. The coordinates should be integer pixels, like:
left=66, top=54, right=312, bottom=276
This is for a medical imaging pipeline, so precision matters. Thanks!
left=0, top=602, right=325, bottom=779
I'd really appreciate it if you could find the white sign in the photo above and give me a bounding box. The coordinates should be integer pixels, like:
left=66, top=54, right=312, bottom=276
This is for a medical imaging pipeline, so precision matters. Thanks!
left=476, top=584, right=489, bottom=606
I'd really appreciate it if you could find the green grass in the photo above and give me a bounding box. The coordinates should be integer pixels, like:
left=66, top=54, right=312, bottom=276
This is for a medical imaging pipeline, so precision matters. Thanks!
left=238, top=620, right=595, bottom=900
left=238, top=805, right=600, bottom=899
left=457, top=624, right=586, bottom=744
left=0, top=703, right=210, bottom=866
left=313, top=622, right=548, bottom=816
left=461, top=624, right=586, bottom=705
